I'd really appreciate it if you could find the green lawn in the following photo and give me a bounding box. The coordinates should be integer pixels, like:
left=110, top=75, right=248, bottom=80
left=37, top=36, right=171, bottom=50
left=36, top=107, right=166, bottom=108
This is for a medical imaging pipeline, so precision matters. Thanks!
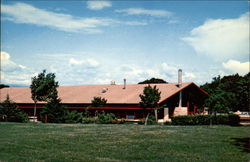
left=0, top=123, right=249, bottom=162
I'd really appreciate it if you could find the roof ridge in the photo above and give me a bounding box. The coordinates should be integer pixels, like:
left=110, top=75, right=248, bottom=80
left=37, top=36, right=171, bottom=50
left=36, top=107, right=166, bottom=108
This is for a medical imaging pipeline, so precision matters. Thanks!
left=0, top=82, right=194, bottom=88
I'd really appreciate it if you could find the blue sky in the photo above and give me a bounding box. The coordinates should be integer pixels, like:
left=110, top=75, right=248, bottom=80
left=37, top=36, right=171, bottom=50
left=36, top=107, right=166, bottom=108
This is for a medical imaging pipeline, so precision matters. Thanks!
left=1, top=0, right=249, bottom=86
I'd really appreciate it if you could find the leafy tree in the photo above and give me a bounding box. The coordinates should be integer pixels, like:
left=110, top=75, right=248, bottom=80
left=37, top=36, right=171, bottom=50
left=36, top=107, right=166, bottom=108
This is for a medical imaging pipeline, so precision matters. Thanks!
left=91, top=97, right=107, bottom=107
left=0, top=95, right=28, bottom=122
left=237, top=73, right=250, bottom=112
left=138, top=78, right=167, bottom=84
left=201, top=76, right=221, bottom=94
left=30, top=70, right=59, bottom=119
left=201, top=73, right=249, bottom=112
left=204, top=88, right=237, bottom=125
left=139, top=85, right=161, bottom=125
left=205, top=88, right=235, bottom=115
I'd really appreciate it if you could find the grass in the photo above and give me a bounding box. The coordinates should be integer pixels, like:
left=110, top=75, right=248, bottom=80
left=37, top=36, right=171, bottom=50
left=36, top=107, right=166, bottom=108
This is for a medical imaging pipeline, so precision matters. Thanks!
left=0, top=123, right=249, bottom=162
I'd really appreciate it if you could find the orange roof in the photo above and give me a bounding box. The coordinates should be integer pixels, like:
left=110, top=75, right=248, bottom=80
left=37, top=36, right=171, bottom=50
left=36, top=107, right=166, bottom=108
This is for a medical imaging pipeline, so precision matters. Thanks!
left=0, top=82, right=202, bottom=104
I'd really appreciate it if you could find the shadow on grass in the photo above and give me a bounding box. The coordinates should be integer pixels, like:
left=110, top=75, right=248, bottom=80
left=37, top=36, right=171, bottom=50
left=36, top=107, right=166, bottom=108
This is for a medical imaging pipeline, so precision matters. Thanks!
left=231, top=137, right=250, bottom=153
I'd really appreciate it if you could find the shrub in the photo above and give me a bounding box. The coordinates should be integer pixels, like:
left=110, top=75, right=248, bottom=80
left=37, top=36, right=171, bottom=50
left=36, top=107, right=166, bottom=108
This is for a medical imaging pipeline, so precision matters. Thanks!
left=165, top=121, right=172, bottom=125
left=171, top=115, right=210, bottom=125
left=97, top=111, right=116, bottom=124
left=111, top=118, right=126, bottom=124
left=147, top=115, right=157, bottom=125
left=171, top=114, right=240, bottom=126
left=138, top=118, right=145, bottom=125
left=8, top=111, right=29, bottom=123
left=82, top=117, right=96, bottom=124
left=171, top=115, right=193, bottom=125
left=194, top=115, right=211, bottom=125
left=82, top=113, right=125, bottom=124
left=138, top=115, right=157, bottom=125
left=64, top=111, right=83, bottom=123
left=215, top=115, right=229, bottom=125
left=228, top=114, right=240, bottom=126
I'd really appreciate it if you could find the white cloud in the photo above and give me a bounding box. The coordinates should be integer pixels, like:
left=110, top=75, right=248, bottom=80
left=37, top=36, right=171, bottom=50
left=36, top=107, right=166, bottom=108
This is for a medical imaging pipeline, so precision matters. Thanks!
left=161, top=63, right=197, bottom=83
left=222, top=60, right=249, bottom=75
left=94, top=78, right=112, bottom=84
left=121, top=21, right=148, bottom=26
left=0, top=52, right=223, bottom=86
left=160, top=63, right=179, bottom=81
left=182, top=12, right=249, bottom=61
left=1, top=71, right=32, bottom=86
left=1, top=2, right=114, bottom=33
left=118, top=64, right=172, bottom=84
left=183, top=72, right=196, bottom=80
left=69, top=58, right=99, bottom=67
left=161, top=63, right=178, bottom=73
left=1, top=51, right=10, bottom=60
left=0, top=51, right=35, bottom=86
left=1, top=2, right=144, bottom=34
left=115, top=8, right=172, bottom=17
left=87, top=0, right=112, bottom=10
left=167, top=20, right=179, bottom=24
left=1, top=51, right=27, bottom=72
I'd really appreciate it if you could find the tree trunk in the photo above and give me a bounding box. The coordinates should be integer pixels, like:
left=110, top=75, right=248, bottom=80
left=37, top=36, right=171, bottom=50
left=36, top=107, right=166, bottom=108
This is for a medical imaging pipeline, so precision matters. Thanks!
left=45, top=114, right=48, bottom=123
left=214, top=112, right=217, bottom=125
left=154, top=109, right=158, bottom=122
left=143, top=108, right=146, bottom=118
left=144, top=113, right=150, bottom=126
left=209, top=111, right=212, bottom=126
left=33, top=101, right=37, bottom=122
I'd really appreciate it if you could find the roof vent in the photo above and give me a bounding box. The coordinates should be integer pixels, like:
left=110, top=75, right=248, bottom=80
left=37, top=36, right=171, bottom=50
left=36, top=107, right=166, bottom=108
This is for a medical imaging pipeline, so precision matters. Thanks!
left=123, top=78, right=126, bottom=89
left=102, top=88, right=108, bottom=93
left=111, top=80, right=116, bottom=85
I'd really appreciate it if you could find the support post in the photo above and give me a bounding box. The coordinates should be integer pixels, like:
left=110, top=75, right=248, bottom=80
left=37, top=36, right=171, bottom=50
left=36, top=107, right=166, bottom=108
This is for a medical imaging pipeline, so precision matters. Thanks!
left=164, top=108, right=169, bottom=122
left=178, top=91, right=182, bottom=107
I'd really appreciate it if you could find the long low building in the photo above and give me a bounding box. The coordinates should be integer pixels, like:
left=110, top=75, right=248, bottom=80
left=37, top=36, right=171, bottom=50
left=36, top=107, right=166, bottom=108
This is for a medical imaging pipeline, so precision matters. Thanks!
left=0, top=81, right=208, bottom=121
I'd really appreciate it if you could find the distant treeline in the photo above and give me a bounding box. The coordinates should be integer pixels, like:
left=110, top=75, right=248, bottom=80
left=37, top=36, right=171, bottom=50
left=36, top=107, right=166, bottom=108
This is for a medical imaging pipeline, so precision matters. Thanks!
left=0, top=84, right=9, bottom=89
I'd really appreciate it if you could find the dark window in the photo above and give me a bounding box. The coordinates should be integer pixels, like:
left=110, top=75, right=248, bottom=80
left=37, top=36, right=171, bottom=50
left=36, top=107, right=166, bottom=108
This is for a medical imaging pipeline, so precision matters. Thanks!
left=127, top=115, right=135, bottom=119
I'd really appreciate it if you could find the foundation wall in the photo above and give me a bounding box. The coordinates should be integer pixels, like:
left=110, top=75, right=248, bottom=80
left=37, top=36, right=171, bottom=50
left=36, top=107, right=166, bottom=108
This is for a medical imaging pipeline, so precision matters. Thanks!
left=174, top=107, right=188, bottom=116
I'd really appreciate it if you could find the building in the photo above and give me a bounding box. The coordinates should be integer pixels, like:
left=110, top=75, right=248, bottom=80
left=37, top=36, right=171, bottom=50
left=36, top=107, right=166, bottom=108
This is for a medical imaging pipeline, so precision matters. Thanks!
left=0, top=80, right=208, bottom=122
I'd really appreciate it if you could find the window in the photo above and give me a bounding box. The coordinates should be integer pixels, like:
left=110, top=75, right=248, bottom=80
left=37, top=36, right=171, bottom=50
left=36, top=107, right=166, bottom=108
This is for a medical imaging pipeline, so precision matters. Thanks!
left=127, top=115, right=135, bottom=119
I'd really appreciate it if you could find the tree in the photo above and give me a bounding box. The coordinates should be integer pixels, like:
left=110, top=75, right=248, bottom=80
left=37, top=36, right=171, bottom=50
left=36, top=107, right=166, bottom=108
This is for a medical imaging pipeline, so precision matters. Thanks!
left=138, top=78, right=167, bottom=84
left=30, top=70, right=58, bottom=120
left=0, top=84, right=9, bottom=89
left=204, top=88, right=236, bottom=124
left=0, top=95, right=28, bottom=122
left=40, top=94, right=67, bottom=123
left=205, top=88, right=235, bottom=114
left=91, top=96, right=107, bottom=119
left=201, top=73, right=249, bottom=112
left=91, top=97, right=107, bottom=107
left=139, top=85, right=161, bottom=125
left=201, top=76, right=221, bottom=94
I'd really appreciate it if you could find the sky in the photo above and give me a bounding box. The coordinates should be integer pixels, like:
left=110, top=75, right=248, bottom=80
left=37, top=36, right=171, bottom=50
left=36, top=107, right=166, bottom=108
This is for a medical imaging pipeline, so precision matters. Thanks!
left=1, top=0, right=249, bottom=86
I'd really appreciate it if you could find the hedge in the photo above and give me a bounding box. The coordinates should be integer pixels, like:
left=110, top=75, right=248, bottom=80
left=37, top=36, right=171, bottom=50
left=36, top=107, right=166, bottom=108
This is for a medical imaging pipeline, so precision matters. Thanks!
left=82, top=112, right=126, bottom=124
left=171, top=114, right=240, bottom=126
